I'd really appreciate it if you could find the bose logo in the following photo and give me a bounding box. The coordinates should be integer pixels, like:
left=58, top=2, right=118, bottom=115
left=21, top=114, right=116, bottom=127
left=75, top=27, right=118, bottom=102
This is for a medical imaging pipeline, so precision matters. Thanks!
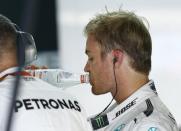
left=114, top=98, right=138, bottom=119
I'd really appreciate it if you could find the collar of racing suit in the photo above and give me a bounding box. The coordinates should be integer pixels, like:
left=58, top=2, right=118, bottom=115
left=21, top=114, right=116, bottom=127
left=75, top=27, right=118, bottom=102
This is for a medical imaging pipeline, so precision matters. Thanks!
left=88, top=80, right=157, bottom=130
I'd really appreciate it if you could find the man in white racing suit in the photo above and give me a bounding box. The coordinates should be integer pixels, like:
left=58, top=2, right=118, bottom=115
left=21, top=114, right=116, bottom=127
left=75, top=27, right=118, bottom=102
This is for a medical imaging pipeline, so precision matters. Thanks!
left=88, top=81, right=179, bottom=131
left=83, top=10, right=179, bottom=130
left=0, top=14, right=91, bottom=131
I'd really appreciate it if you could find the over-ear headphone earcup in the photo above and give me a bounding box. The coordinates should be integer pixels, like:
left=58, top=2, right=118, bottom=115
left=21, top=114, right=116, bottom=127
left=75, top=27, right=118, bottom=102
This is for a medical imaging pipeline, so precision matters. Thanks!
left=20, top=32, right=37, bottom=64
left=14, top=23, right=37, bottom=65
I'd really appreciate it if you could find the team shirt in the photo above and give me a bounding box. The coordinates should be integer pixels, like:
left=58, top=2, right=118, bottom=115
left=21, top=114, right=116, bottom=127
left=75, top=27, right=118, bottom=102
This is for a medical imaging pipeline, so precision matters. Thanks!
left=0, top=67, right=91, bottom=131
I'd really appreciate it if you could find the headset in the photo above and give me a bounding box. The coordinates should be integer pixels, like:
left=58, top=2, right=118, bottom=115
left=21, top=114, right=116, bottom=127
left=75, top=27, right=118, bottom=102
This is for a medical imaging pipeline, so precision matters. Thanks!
left=5, top=23, right=37, bottom=131
left=14, top=24, right=37, bottom=65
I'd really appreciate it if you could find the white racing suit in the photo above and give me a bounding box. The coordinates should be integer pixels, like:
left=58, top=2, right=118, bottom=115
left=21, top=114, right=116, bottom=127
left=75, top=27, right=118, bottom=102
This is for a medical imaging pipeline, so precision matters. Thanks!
left=0, top=67, right=91, bottom=131
left=88, top=80, right=179, bottom=131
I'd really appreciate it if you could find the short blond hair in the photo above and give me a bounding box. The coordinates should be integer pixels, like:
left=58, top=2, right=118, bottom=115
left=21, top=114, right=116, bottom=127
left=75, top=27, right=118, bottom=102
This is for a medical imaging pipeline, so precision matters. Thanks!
left=84, top=10, right=152, bottom=75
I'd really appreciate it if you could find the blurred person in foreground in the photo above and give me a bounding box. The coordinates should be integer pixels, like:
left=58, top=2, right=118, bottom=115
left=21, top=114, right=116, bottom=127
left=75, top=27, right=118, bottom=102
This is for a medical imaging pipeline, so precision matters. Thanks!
left=84, top=10, right=179, bottom=131
left=0, top=14, right=91, bottom=131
